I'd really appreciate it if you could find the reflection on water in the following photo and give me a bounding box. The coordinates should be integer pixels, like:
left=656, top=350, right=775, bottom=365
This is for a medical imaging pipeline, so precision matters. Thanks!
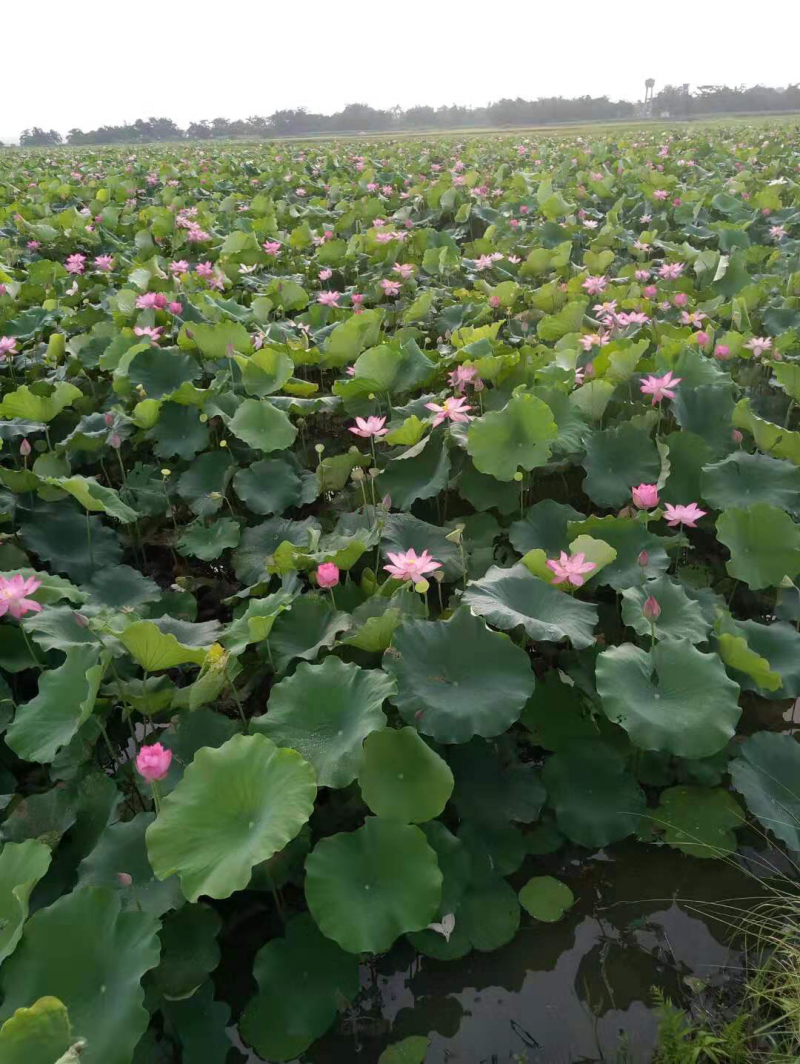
left=229, top=840, right=767, bottom=1064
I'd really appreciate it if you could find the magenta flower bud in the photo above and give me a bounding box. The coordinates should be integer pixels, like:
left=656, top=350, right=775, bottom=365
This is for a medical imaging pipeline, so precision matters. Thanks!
left=382, top=495, right=392, bottom=509
left=168, top=301, right=182, bottom=315
left=117, top=872, right=133, bottom=887
left=643, top=596, right=661, bottom=621
left=489, top=295, right=501, bottom=308
left=637, top=550, right=649, bottom=568
left=695, top=331, right=710, bottom=347
left=316, top=563, right=340, bottom=589
left=714, top=344, right=730, bottom=360
left=672, top=292, right=688, bottom=307
left=72, top=612, right=89, bottom=627
left=135, top=742, right=172, bottom=782
left=19, top=438, right=31, bottom=457
left=104, top=412, right=114, bottom=427
left=153, top=293, right=168, bottom=310
left=643, top=285, right=658, bottom=299
left=108, top=432, right=121, bottom=449
left=732, top=429, right=743, bottom=444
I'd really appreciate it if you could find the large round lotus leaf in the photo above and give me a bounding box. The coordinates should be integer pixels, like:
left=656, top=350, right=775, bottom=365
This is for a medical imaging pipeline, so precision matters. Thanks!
left=146, top=734, right=316, bottom=902
left=509, top=500, right=585, bottom=556
left=240, top=913, right=360, bottom=1061
left=459, top=875, right=520, bottom=952
left=582, top=423, right=661, bottom=508
left=542, top=740, right=646, bottom=847
left=232, top=516, right=320, bottom=585
left=450, top=739, right=545, bottom=824
left=266, top=594, right=352, bottom=672
left=660, top=431, right=712, bottom=507
left=406, top=822, right=472, bottom=960
left=0, top=841, right=51, bottom=965
left=233, top=458, right=306, bottom=516
left=0, top=997, right=73, bottom=1064
left=459, top=820, right=526, bottom=877
left=725, top=619, right=800, bottom=699
left=463, top=564, right=598, bottom=649
left=162, top=981, right=234, bottom=1064
left=730, top=733, right=800, bottom=851
left=77, top=812, right=183, bottom=917
left=305, top=818, right=442, bottom=954
left=177, top=517, right=241, bottom=562
left=596, top=639, right=741, bottom=757
left=654, top=786, right=743, bottom=859
left=458, top=461, right=522, bottom=514
left=467, top=392, right=557, bottom=481
left=359, top=727, right=454, bottom=822
left=379, top=432, right=451, bottom=510
left=520, top=671, right=601, bottom=750
left=253, top=657, right=393, bottom=788
left=0, top=887, right=161, bottom=1064
left=566, top=515, right=671, bottom=590
left=228, top=398, right=297, bottom=452
left=716, top=504, right=800, bottom=589
left=20, top=503, right=122, bottom=584
left=621, top=575, right=711, bottom=644
left=519, top=876, right=575, bottom=922
left=152, top=903, right=221, bottom=1001
left=382, top=607, right=535, bottom=743
left=176, top=451, right=234, bottom=518
left=701, top=451, right=800, bottom=514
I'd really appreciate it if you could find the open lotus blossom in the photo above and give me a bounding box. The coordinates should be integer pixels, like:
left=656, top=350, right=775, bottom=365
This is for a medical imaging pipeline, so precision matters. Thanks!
left=448, top=364, right=482, bottom=393
left=619, top=311, right=650, bottom=326
left=394, top=262, right=414, bottom=279
left=0, top=574, right=42, bottom=618
left=680, top=311, right=707, bottom=327
left=631, top=483, right=660, bottom=509
left=380, top=279, right=401, bottom=296
left=384, top=549, right=442, bottom=583
left=582, top=275, right=608, bottom=296
left=744, top=336, right=772, bottom=357
left=94, top=255, right=114, bottom=271
left=640, top=371, right=681, bottom=405
left=65, top=253, right=86, bottom=274
left=769, top=225, right=787, bottom=241
left=349, top=415, right=388, bottom=438
left=546, top=551, right=597, bottom=587
left=653, top=189, right=669, bottom=200
left=658, top=262, right=685, bottom=280
left=578, top=331, right=610, bottom=350
left=135, top=742, right=172, bottom=782
left=133, top=326, right=163, bottom=343
left=195, top=261, right=214, bottom=277
left=262, top=241, right=282, bottom=255
left=318, top=269, right=332, bottom=280
left=663, top=502, right=707, bottom=528
left=317, top=290, right=341, bottom=307
left=474, top=254, right=496, bottom=271
left=135, top=292, right=159, bottom=309
left=425, top=395, right=473, bottom=427
left=170, top=260, right=189, bottom=274
left=0, top=336, right=18, bottom=360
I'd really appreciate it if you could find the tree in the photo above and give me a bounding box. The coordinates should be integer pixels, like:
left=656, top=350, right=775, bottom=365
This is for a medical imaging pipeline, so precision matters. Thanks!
left=20, top=127, right=62, bottom=147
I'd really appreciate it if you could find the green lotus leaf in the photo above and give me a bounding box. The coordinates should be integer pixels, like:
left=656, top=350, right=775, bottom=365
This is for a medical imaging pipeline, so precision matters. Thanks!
left=459, top=820, right=526, bottom=877
left=596, top=639, right=741, bottom=757
left=86, top=565, right=160, bottom=609
left=733, top=399, right=800, bottom=466
left=240, top=913, right=360, bottom=1062
left=6, top=645, right=108, bottom=764
left=582, top=423, right=661, bottom=508
left=382, top=607, right=534, bottom=743
left=459, top=875, right=520, bottom=952
left=673, top=384, right=735, bottom=456
left=467, top=392, right=557, bottom=481
left=379, top=432, right=451, bottom=509
left=146, top=734, right=316, bottom=902
left=458, top=461, right=522, bottom=513
left=0, top=382, right=81, bottom=422
left=359, top=727, right=454, bottom=822
left=621, top=575, right=711, bottom=644
left=149, top=403, right=209, bottom=460
left=0, top=568, right=83, bottom=607
left=77, top=812, right=183, bottom=916
left=722, top=619, right=800, bottom=698
left=520, top=671, right=601, bottom=750
left=0, top=997, right=73, bottom=1064
left=152, top=903, right=221, bottom=1000
left=450, top=739, right=545, bottom=825
left=253, top=656, right=393, bottom=788
left=305, top=818, right=442, bottom=954
left=543, top=739, right=646, bottom=847
left=20, top=503, right=122, bottom=584
left=157, top=708, right=241, bottom=796
left=701, top=451, right=800, bottom=514
left=235, top=347, right=294, bottom=396
left=0, top=887, right=161, bottom=1064
left=716, top=504, right=800, bottom=589
left=179, top=320, right=251, bottom=358
left=378, top=1037, right=430, bottom=1064
left=568, top=535, right=617, bottom=584
left=509, top=500, right=585, bottom=555
left=316, top=450, right=370, bottom=492
left=382, top=512, right=464, bottom=581
left=228, top=398, right=297, bottom=452
left=127, top=345, right=201, bottom=398
left=463, top=564, right=598, bottom=649
left=654, top=786, right=742, bottom=859
left=221, top=589, right=295, bottom=656
left=717, top=632, right=781, bottom=693
left=232, top=517, right=320, bottom=584
left=162, top=982, right=234, bottom=1064
left=566, top=515, right=671, bottom=589
left=730, top=732, right=800, bottom=851
left=176, top=451, right=235, bottom=518
left=266, top=594, right=352, bottom=672
left=0, top=841, right=52, bottom=964
left=233, top=458, right=311, bottom=515
left=115, top=619, right=208, bottom=671
left=660, top=430, right=713, bottom=506
left=353, top=339, right=436, bottom=394
left=177, top=517, right=241, bottom=561
left=519, top=876, right=575, bottom=922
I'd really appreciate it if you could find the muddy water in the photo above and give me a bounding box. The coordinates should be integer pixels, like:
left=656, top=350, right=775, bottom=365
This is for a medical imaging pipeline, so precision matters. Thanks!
left=231, top=839, right=770, bottom=1064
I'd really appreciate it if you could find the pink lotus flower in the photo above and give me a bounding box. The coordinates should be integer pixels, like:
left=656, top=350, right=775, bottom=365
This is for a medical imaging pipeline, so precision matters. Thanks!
left=632, top=483, right=659, bottom=509
left=653, top=189, right=669, bottom=201
left=714, top=344, right=730, bottom=359
left=168, top=301, right=182, bottom=315
left=673, top=292, right=688, bottom=307
left=635, top=269, right=651, bottom=282
left=195, top=261, right=214, bottom=277
left=695, top=331, right=710, bottom=347
left=316, top=563, right=340, bottom=589
left=425, top=395, right=473, bottom=427
left=380, top=279, right=401, bottom=297
left=319, top=269, right=333, bottom=280
left=0, top=336, right=17, bottom=360
left=680, top=310, right=707, bottom=327
left=135, top=292, right=159, bottom=309
left=448, top=365, right=482, bottom=393
left=0, top=574, right=42, bottom=619
left=262, top=241, right=282, bottom=255
left=640, top=371, right=681, bottom=405
left=622, top=311, right=650, bottom=325
left=770, top=225, right=787, bottom=241
left=643, top=284, right=658, bottom=299
left=578, top=332, right=609, bottom=350
left=317, top=291, right=341, bottom=307
left=663, top=502, right=706, bottom=528
left=745, top=336, right=772, bottom=357
left=546, top=551, right=597, bottom=588
left=658, top=262, right=684, bottom=280
left=133, top=326, right=163, bottom=343
left=20, top=438, right=31, bottom=457
left=65, top=253, right=86, bottom=275
left=643, top=596, right=661, bottom=622
left=582, top=275, right=608, bottom=296
left=170, top=260, right=189, bottom=275
left=94, top=255, right=114, bottom=272
left=384, top=549, right=442, bottom=583
left=349, top=415, right=388, bottom=438
left=474, top=254, right=495, bottom=271
left=136, top=742, right=172, bottom=782
left=394, top=262, right=414, bottom=279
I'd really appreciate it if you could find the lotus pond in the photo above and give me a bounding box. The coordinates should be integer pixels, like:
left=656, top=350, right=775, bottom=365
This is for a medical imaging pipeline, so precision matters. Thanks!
left=1, top=123, right=800, bottom=1064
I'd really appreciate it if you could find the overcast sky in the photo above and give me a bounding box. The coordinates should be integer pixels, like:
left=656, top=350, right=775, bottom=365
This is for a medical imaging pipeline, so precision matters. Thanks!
left=3, top=0, right=798, bottom=140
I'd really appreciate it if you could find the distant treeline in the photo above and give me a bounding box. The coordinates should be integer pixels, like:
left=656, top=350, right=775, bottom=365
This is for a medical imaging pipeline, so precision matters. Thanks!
left=14, top=84, right=800, bottom=146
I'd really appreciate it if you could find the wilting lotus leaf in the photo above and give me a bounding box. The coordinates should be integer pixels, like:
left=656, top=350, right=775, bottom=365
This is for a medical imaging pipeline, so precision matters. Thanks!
left=0, top=887, right=161, bottom=1064
left=450, top=739, right=545, bottom=824
left=716, top=504, right=800, bottom=589
left=43, top=475, right=138, bottom=523
left=596, top=639, right=741, bottom=757
left=151, top=903, right=221, bottom=1000
left=543, top=740, right=646, bottom=847
left=654, top=786, right=742, bottom=859
left=146, top=734, right=316, bottom=902
left=0, top=840, right=52, bottom=965
left=240, top=913, right=360, bottom=1062
left=701, top=451, right=800, bottom=514
left=519, top=876, right=575, bottom=922
left=383, top=607, right=535, bottom=743
left=359, top=727, right=454, bottom=822
left=467, top=392, right=557, bottom=481
left=463, top=564, right=598, bottom=649
left=730, top=732, right=800, bottom=851
left=305, top=818, right=442, bottom=954
left=582, top=423, right=661, bottom=508
left=0, top=997, right=73, bottom=1064
left=621, top=575, right=711, bottom=644
left=253, top=656, right=393, bottom=787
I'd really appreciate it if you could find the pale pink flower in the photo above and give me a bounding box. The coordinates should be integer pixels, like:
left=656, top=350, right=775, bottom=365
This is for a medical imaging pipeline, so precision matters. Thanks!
left=94, top=255, right=114, bottom=272
left=170, top=260, right=189, bottom=275
left=582, top=275, right=608, bottom=296
left=27, top=240, right=40, bottom=251
left=640, top=213, right=652, bottom=223
left=349, top=415, right=388, bottom=438
left=578, top=332, right=610, bottom=350
left=635, top=269, right=651, bottom=282
left=317, top=290, right=341, bottom=307
left=714, top=344, right=730, bottom=360
left=770, top=225, right=787, bottom=241
left=640, top=371, right=681, bottom=405
left=474, top=254, right=495, bottom=271
left=319, top=269, right=333, bottom=280
left=380, top=279, right=401, bottom=297
left=394, top=262, right=414, bottom=279
left=19, top=438, right=31, bottom=457
left=448, top=365, right=482, bottom=393
left=0, top=574, right=42, bottom=619
left=593, top=300, right=617, bottom=316
left=643, top=284, right=658, bottom=299
left=633, top=240, right=650, bottom=251
left=425, top=395, right=473, bottom=427
left=632, top=483, right=659, bottom=509
left=643, top=596, right=661, bottom=622
left=583, top=219, right=599, bottom=229
left=295, top=188, right=306, bottom=197
left=262, top=241, right=282, bottom=255
left=316, top=563, right=340, bottom=589
left=375, top=230, right=398, bottom=244
left=745, top=336, right=772, bottom=357
left=135, top=292, right=159, bottom=310
left=663, top=502, right=706, bottom=528
left=653, top=190, right=669, bottom=201
left=489, top=295, right=501, bottom=308
left=0, top=337, right=18, bottom=360
left=133, top=326, right=163, bottom=343
left=65, top=253, right=86, bottom=275
left=673, top=292, right=688, bottom=307
left=622, top=311, right=650, bottom=325
left=680, top=310, right=707, bottom=327
left=384, top=549, right=442, bottom=583
left=195, top=261, right=214, bottom=277
left=658, top=262, right=685, bottom=281
left=136, top=742, right=172, bottom=782
left=546, top=551, right=596, bottom=588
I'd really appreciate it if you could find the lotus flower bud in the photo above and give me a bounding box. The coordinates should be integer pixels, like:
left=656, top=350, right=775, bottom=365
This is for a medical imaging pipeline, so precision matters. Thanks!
left=19, top=438, right=31, bottom=456
left=135, top=742, right=172, bottom=782
left=117, top=872, right=133, bottom=887
left=643, top=596, right=661, bottom=621
left=637, top=550, right=649, bottom=568
left=316, top=563, right=340, bottom=589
